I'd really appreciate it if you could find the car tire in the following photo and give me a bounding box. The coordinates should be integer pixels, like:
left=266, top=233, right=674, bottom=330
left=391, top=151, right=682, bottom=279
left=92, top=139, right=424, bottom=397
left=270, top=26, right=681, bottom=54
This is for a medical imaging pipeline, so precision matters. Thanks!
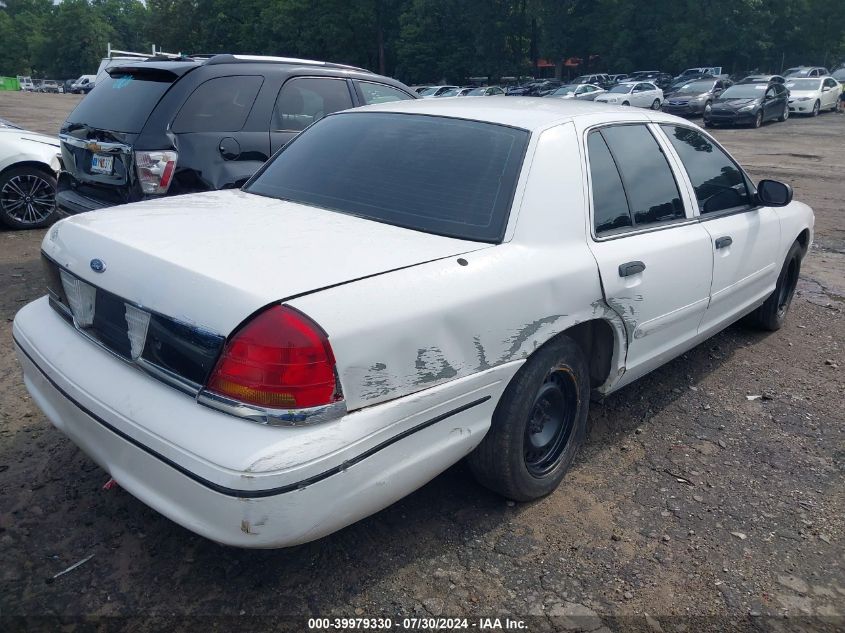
left=778, top=104, right=789, bottom=122
left=752, top=111, right=763, bottom=128
left=0, top=166, right=58, bottom=230
left=745, top=241, right=803, bottom=331
left=703, top=100, right=712, bottom=116
left=651, top=98, right=661, bottom=110
left=468, top=335, right=589, bottom=502
left=622, top=101, right=630, bottom=106
left=812, top=100, right=820, bottom=116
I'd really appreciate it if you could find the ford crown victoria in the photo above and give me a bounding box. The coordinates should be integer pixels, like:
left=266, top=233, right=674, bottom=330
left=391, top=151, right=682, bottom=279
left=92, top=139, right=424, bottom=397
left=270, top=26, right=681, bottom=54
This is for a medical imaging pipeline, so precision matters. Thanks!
left=14, top=99, right=813, bottom=547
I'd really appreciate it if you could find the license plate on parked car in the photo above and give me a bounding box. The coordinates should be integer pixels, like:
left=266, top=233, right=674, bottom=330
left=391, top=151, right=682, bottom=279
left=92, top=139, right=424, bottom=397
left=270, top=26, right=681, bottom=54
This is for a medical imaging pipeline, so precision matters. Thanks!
left=91, top=154, right=113, bottom=174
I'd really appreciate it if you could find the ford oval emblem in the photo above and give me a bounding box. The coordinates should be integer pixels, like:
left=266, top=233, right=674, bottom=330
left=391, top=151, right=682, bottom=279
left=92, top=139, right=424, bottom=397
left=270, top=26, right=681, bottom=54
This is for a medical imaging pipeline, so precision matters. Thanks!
left=90, top=258, right=106, bottom=273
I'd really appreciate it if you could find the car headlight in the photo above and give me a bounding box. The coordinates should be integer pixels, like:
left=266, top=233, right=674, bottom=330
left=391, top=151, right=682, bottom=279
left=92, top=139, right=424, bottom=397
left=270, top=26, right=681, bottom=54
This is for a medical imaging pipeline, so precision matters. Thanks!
left=739, top=103, right=757, bottom=111
left=796, top=97, right=811, bottom=101
left=692, top=94, right=707, bottom=101
left=607, top=98, right=619, bottom=103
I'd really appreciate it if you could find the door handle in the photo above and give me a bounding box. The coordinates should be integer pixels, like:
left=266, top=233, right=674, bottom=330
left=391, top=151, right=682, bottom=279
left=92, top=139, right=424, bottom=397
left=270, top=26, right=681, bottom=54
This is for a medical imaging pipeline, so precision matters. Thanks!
left=715, top=236, right=733, bottom=249
left=618, top=261, right=646, bottom=277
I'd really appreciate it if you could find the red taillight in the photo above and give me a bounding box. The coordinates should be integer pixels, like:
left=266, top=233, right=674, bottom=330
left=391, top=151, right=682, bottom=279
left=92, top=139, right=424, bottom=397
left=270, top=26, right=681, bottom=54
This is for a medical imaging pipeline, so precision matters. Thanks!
left=206, top=305, right=341, bottom=410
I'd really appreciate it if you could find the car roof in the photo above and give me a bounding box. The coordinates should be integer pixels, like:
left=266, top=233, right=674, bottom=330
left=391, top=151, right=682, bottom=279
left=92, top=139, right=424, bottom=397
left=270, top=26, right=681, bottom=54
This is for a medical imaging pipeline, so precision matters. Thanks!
left=345, top=96, right=673, bottom=131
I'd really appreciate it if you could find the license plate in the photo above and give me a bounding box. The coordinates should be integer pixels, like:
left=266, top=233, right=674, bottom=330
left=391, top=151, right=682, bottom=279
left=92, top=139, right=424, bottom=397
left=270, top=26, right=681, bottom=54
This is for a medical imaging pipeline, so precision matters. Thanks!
left=91, top=154, right=113, bottom=174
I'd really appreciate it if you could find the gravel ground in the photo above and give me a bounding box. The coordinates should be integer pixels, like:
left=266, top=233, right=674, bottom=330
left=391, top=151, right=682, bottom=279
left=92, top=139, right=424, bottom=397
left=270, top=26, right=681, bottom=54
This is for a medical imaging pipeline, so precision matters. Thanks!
left=0, top=92, right=843, bottom=632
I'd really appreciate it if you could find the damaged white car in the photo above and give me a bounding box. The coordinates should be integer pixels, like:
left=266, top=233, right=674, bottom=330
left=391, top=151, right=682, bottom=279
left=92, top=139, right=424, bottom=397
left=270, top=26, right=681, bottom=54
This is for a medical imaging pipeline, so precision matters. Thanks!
left=14, top=99, right=813, bottom=547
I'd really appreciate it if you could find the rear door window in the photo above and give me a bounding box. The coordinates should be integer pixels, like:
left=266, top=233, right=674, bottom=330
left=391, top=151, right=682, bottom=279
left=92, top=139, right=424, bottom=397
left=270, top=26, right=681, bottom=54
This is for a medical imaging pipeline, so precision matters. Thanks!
left=273, top=77, right=354, bottom=132
left=64, top=72, right=175, bottom=133
left=357, top=81, right=413, bottom=105
left=598, top=125, right=685, bottom=227
left=172, top=75, right=263, bottom=133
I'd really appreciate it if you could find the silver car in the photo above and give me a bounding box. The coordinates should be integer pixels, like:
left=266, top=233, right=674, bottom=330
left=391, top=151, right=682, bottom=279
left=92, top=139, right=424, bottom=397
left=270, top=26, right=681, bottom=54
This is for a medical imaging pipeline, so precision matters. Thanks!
left=545, top=83, right=606, bottom=100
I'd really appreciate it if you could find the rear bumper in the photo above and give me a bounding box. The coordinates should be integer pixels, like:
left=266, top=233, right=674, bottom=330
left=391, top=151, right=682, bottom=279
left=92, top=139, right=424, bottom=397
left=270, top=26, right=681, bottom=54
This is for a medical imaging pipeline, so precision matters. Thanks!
left=13, top=297, right=511, bottom=547
left=55, top=173, right=115, bottom=215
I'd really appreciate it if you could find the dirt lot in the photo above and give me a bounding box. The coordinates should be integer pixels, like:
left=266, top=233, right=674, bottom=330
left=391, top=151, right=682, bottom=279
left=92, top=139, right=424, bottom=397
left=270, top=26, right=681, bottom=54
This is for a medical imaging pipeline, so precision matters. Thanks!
left=0, top=92, right=843, bottom=632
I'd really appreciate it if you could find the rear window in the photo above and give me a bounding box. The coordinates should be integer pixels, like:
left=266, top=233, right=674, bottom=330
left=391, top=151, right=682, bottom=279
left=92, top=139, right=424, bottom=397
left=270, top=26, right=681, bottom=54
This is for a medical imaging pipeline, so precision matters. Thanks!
left=64, top=73, right=174, bottom=133
left=245, top=112, right=529, bottom=243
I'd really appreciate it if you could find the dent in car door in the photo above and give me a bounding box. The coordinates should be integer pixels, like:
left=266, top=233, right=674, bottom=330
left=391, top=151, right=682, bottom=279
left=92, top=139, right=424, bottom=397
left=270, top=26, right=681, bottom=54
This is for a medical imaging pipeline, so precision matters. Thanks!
left=584, top=124, right=713, bottom=383
left=658, top=124, right=781, bottom=333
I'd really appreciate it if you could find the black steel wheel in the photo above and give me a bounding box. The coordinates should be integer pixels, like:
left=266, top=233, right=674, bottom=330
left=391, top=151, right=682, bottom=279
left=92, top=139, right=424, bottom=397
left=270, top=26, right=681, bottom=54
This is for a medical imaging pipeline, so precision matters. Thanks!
left=0, top=166, right=57, bottom=229
left=468, top=335, right=590, bottom=501
left=523, top=370, right=579, bottom=477
left=745, top=240, right=803, bottom=331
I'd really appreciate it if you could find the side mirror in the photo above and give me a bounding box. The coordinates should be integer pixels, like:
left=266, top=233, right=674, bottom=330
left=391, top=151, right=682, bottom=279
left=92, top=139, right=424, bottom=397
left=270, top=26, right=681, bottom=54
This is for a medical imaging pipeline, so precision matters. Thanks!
left=822, top=86, right=831, bottom=92
left=757, top=179, right=793, bottom=207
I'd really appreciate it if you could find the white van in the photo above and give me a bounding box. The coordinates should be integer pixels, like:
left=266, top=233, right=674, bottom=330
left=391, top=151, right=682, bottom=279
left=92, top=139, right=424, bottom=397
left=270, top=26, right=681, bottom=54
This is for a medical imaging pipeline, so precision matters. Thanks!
left=70, top=75, right=97, bottom=94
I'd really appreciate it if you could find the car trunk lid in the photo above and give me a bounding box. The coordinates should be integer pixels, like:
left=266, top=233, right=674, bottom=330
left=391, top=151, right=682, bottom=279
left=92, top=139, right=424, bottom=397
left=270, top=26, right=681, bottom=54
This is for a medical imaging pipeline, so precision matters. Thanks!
left=42, top=189, right=493, bottom=336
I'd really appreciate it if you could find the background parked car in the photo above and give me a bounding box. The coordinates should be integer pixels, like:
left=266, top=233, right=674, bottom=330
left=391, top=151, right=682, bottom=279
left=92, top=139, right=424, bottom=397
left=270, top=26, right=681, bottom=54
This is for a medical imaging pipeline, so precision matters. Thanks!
left=465, top=86, right=505, bottom=96
left=571, top=74, right=611, bottom=89
left=832, top=68, right=845, bottom=83
left=37, top=80, right=63, bottom=94
left=674, top=66, right=722, bottom=81
left=705, top=81, right=789, bottom=128
left=545, top=83, right=606, bottom=100
left=607, top=74, right=629, bottom=85
left=435, top=87, right=475, bottom=97
left=628, top=70, right=673, bottom=89
left=785, top=76, right=841, bottom=115
left=0, top=121, right=61, bottom=229
left=594, top=81, right=663, bottom=108
left=56, top=54, right=417, bottom=215
left=418, top=85, right=458, bottom=97
left=16, top=76, right=35, bottom=91
left=665, top=73, right=715, bottom=96
left=739, top=74, right=785, bottom=85
left=784, top=66, right=829, bottom=78
left=662, top=78, right=729, bottom=116
left=70, top=75, right=96, bottom=94
left=507, top=79, right=561, bottom=96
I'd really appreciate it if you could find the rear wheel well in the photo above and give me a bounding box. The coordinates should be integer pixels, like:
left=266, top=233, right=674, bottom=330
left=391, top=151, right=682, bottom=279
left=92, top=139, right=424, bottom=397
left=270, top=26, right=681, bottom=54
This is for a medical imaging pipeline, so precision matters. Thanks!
left=0, top=161, right=55, bottom=181
left=796, top=229, right=810, bottom=255
left=551, top=320, right=615, bottom=390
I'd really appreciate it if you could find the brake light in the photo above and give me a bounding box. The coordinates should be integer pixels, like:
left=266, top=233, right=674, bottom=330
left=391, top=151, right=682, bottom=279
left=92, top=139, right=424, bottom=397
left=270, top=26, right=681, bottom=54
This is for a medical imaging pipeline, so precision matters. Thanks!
left=135, top=150, right=178, bottom=194
left=206, top=305, right=341, bottom=410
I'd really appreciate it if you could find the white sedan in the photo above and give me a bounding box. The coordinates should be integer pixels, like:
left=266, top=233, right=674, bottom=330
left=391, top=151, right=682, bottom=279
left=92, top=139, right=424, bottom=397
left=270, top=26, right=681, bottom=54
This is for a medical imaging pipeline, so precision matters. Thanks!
left=786, top=76, right=841, bottom=115
left=545, top=83, right=606, bottom=100
left=0, top=120, right=61, bottom=228
left=14, top=99, right=813, bottom=547
left=594, top=81, right=664, bottom=109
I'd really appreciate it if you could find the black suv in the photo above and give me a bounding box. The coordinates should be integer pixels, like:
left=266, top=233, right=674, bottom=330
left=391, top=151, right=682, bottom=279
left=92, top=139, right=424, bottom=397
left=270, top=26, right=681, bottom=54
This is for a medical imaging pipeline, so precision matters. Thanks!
left=56, top=54, right=416, bottom=214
